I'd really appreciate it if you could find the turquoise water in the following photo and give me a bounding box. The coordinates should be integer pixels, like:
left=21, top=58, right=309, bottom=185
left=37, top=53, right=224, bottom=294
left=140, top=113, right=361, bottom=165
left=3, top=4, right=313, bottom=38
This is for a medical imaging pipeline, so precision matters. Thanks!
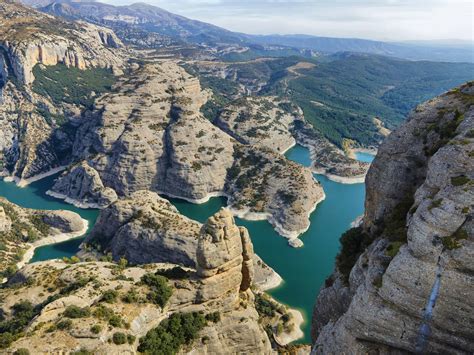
left=0, top=174, right=99, bottom=262
left=355, top=151, right=375, bottom=163
left=170, top=145, right=366, bottom=343
left=0, top=145, right=366, bottom=343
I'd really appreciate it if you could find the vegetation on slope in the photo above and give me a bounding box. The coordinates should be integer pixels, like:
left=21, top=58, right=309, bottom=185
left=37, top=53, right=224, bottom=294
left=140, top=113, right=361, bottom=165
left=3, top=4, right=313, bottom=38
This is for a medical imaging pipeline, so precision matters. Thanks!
left=32, top=64, right=116, bottom=109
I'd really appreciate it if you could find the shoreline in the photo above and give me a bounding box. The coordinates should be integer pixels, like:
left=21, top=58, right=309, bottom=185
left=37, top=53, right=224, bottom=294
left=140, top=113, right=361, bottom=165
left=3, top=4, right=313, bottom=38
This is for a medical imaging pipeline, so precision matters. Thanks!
left=266, top=294, right=305, bottom=345
left=17, top=218, right=89, bottom=269
left=45, top=190, right=103, bottom=209
left=296, top=141, right=368, bottom=185
left=313, top=169, right=366, bottom=184
left=4, top=166, right=67, bottom=188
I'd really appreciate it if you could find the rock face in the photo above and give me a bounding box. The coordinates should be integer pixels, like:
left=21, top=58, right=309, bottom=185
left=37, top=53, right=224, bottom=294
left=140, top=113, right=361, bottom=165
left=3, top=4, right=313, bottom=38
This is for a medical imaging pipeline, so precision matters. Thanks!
left=86, top=192, right=279, bottom=290
left=86, top=190, right=200, bottom=267
left=65, top=61, right=323, bottom=241
left=294, top=120, right=370, bottom=182
left=49, top=161, right=118, bottom=208
left=2, top=209, right=272, bottom=354
left=311, top=83, right=474, bottom=354
left=215, top=96, right=298, bottom=153
left=0, top=1, right=124, bottom=84
left=0, top=1, right=124, bottom=180
left=196, top=209, right=254, bottom=303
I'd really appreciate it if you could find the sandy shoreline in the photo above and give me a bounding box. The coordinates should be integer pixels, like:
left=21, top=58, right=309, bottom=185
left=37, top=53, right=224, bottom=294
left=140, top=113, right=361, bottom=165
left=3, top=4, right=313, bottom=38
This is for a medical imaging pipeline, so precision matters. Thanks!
left=46, top=190, right=102, bottom=209
left=4, top=166, right=67, bottom=187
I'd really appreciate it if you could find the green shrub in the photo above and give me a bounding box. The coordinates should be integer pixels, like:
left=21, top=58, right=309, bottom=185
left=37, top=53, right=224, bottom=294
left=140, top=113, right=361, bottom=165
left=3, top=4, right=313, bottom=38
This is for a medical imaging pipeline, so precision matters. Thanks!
left=14, top=349, right=30, bottom=355
left=141, top=274, right=173, bottom=308
left=100, top=290, right=118, bottom=303
left=385, top=241, right=404, bottom=258
left=0, top=332, right=14, bottom=349
left=336, top=227, right=373, bottom=283
left=205, top=312, right=220, bottom=323
left=442, top=228, right=468, bottom=250
left=451, top=175, right=470, bottom=186
left=56, top=318, right=73, bottom=330
left=32, top=64, right=116, bottom=109
left=63, top=305, right=90, bottom=319
left=127, top=334, right=136, bottom=345
left=138, top=312, right=207, bottom=354
left=108, top=314, right=124, bottom=328
left=90, top=324, right=102, bottom=334
left=121, top=288, right=141, bottom=304
left=255, top=294, right=279, bottom=318
left=112, top=332, right=127, bottom=345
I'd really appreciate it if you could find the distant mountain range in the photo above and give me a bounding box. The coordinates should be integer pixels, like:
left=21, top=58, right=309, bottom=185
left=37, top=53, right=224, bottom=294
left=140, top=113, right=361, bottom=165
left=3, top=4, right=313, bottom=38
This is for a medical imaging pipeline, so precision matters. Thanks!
left=20, top=0, right=474, bottom=63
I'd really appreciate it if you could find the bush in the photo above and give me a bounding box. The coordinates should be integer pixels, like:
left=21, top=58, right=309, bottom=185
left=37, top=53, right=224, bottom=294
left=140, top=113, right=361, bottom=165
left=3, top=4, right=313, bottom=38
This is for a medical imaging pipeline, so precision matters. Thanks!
left=141, top=274, right=173, bottom=308
left=56, top=319, right=73, bottom=330
left=108, top=314, right=124, bottom=328
left=336, top=227, right=373, bottom=283
left=138, top=312, right=207, bottom=354
left=127, top=334, right=136, bottom=345
left=451, top=175, right=470, bottom=186
left=205, top=312, right=220, bottom=323
left=100, top=290, right=118, bottom=303
left=155, top=267, right=190, bottom=280
left=90, top=324, right=102, bottom=334
left=121, top=288, right=141, bottom=303
left=14, top=349, right=30, bottom=355
left=0, top=332, right=14, bottom=349
left=255, top=294, right=279, bottom=318
left=112, top=332, right=127, bottom=345
left=63, top=305, right=90, bottom=319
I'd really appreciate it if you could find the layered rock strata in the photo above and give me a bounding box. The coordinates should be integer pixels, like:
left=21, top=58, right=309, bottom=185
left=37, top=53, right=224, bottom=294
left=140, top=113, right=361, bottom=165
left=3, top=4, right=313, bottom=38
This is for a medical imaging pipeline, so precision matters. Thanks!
left=61, top=61, right=323, bottom=241
left=311, top=83, right=474, bottom=354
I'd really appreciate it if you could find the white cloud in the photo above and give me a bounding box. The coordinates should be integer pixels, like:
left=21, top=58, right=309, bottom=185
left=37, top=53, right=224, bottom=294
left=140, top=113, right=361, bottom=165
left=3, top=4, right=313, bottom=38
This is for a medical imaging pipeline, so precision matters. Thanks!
left=101, top=0, right=474, bottom=41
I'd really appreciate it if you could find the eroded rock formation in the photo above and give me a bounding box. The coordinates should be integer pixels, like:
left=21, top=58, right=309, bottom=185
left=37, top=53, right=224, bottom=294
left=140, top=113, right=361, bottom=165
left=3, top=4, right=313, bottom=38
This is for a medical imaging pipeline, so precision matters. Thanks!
left=311, top=83, right=474, bottom=354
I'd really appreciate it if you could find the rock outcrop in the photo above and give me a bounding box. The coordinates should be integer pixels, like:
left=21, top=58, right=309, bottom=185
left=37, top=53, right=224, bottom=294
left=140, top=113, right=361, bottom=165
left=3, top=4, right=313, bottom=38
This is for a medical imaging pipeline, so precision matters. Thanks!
left=64, top=61, right=323, bottom=242
left=0, top=1, right=125, bottom=180
left=48, top=161, right=118, bottom=208
left=86, top=192, right=280, bottom=289
left=0, top=1, right=124, bottom=84
left=85, top=190, right=200, bottom=267
left=1, top=208, right=273, bottom=354
left=311, top=83, right=474, bottom=354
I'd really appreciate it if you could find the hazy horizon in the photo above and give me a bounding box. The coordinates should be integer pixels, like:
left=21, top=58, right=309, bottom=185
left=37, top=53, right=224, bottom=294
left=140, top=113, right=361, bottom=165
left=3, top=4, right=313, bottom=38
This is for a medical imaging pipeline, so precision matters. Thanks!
left=100, top=0, right=473, bottom=43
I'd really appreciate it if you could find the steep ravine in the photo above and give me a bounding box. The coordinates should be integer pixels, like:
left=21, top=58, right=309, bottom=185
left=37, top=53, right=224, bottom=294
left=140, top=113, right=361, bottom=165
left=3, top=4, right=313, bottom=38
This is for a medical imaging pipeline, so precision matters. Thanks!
left=311, top=82, right=474, bottom=354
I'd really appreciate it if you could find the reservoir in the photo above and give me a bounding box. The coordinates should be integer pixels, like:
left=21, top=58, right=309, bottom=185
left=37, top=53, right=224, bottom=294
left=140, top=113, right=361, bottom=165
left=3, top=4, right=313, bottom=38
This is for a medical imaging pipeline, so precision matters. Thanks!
left=0, top=146, right=373, bottom=343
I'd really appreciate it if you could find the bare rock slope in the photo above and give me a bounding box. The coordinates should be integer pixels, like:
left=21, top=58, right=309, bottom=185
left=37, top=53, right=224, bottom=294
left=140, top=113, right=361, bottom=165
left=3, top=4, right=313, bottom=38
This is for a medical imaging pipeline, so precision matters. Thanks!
left=311, top=83, right=474, bottom=354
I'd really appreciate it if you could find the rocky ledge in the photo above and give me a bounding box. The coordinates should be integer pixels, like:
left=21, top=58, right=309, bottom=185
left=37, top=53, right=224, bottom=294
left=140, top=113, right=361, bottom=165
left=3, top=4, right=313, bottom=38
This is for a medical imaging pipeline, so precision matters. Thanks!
left=311, top=82, right=474, bottom=354
left=0, top=207, right=302, bottom=353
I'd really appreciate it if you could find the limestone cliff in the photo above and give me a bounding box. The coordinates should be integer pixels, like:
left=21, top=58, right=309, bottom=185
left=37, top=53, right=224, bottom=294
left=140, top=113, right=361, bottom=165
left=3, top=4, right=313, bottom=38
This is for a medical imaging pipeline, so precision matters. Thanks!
left=58, top=61, right=323, bottom=242
left=0, top=1, right=124, bottom=180
left=0, top=1, right=124, bottom=85
left=1, top=209, right=273, bottom=354
left=85, top=191, right=281, bottom=291
left=311, top=83, right=474, bottom=354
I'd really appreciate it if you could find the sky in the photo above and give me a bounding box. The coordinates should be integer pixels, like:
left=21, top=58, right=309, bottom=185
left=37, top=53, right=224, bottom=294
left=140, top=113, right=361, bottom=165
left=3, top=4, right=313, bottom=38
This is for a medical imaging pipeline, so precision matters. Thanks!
left=102, top=0, right=474, bottom=42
